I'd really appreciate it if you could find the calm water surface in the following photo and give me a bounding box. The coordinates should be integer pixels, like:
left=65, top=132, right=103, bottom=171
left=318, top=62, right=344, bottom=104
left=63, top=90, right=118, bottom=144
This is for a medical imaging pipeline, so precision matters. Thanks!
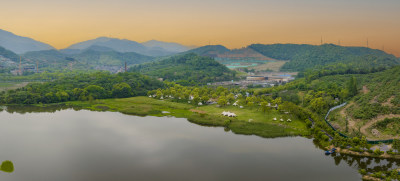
left=0, top=108, right=397, bottom=180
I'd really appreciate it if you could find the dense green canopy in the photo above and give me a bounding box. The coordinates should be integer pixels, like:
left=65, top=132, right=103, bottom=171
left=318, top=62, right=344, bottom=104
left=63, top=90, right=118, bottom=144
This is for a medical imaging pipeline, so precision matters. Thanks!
left=130, top=53, right=236, bottom=86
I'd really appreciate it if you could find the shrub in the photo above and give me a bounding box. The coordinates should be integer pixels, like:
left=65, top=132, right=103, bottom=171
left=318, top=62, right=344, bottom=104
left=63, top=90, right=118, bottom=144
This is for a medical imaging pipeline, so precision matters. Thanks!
left=373, top=148, right=384, bottom=155
left=358, top=169, right=367, bottom=175
left=0, top=160, right=14, bottom=173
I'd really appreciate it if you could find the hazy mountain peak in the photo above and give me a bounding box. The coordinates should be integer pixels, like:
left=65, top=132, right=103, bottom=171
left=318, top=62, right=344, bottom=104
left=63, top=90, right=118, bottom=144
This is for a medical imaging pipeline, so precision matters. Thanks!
left=66, top=37, right=190, bottom=56
left=142, top=40, right=190, bottom=52
left=0, top=29, right=54, bottom=54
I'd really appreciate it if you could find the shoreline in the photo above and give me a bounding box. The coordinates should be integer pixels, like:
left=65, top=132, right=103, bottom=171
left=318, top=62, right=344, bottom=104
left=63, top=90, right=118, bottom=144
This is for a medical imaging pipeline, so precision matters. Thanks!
left=325, top=145, right=400, bottom=160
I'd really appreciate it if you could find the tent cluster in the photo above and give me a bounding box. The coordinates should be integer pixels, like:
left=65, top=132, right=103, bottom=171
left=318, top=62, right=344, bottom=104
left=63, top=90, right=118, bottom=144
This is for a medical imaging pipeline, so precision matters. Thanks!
left=273, top=117, right=292, bottom=122
left=221, top=111, right=237, bottom=117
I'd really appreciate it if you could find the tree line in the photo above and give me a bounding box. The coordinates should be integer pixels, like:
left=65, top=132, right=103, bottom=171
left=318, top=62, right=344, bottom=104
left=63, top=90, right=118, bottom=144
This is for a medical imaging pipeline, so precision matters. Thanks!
left=0, top=72, right=163, bottom=104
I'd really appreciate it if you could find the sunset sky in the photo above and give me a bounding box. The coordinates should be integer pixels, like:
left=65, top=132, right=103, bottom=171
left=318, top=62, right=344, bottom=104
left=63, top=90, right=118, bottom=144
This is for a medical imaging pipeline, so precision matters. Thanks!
left=1, top=0, right=399, bottom=56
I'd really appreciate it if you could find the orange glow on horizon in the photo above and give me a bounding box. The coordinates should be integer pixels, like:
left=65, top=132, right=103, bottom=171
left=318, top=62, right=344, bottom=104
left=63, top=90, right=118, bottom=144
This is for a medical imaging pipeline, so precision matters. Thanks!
left=1, top=0, right=399, bottom=56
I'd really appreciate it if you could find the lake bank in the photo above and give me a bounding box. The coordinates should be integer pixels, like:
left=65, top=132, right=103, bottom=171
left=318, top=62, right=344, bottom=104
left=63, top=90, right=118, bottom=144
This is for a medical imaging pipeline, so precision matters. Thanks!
left=0, top=109, right=366, bottom=181
left=65, top=96, right=310, bottom=139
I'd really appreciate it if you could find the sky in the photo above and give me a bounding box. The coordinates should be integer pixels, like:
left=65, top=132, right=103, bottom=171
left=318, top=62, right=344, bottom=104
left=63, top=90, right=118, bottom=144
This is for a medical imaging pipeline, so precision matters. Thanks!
left=1, top=0, right=400, bottom=56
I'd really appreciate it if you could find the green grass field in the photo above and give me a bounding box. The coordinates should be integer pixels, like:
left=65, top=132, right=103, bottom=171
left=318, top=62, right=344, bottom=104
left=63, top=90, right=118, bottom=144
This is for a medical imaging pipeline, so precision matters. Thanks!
left=67, top=96, right=310, bottom=138
left=0, top=82, right=29, bottom=91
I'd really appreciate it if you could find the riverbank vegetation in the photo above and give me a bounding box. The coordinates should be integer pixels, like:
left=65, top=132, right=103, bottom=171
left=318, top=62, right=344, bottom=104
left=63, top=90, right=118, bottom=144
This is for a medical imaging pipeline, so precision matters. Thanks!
left=0, top=72, right=163, bottom=104
left=66, top=95, right=309, bottom=138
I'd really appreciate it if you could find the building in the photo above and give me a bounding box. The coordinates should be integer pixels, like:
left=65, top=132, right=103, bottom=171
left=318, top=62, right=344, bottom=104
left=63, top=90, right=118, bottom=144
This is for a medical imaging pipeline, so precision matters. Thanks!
left=246, top=76, right=266, bottom=81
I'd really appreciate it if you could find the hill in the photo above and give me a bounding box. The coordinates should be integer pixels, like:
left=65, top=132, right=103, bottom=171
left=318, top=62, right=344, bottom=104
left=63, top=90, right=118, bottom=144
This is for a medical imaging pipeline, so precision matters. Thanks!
left=66, top=37, right=188, bottom=57
left=0, top=29, right=54, bottom=54
left=0, top=46, right=19, bottom=62
left=142, top=40, right=190, bottom=53
left=249, top=44, right=399, bottom=71
left=74, top=49, right=154, bottom=66
left=0, top=46, right=20, bottom=70
left=315, top=66, right=400, bottom=140
left=184, top=45, right=230, bottom=57
left=130, top=53, right=236, bottom=85
left=67, top=37, right=146, bottom=53
left=22, top=48, right=154, bottom=72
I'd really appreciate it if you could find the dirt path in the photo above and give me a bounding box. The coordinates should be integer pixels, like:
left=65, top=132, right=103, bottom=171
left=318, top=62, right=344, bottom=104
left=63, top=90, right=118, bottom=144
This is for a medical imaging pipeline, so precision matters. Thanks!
left=360, top=114, right=400, bottom=139
left=362, top=85, right=369, bottom=94
left=339, top=102, right=357, bottom=131
left=382, top=96, right=395, bottom=107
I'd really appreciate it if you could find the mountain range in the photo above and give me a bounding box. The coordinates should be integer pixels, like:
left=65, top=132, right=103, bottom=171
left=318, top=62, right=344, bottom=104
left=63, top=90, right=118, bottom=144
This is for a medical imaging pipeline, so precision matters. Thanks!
left=0, top=29, right=191, bottom=56
left=64, top=37, right=190, bottom=57
left=0, top=29, right=54, bottom=54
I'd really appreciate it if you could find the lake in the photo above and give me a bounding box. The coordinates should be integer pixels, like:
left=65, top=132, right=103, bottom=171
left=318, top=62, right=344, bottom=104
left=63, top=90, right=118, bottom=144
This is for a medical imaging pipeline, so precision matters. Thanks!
left=0, top=108, right=397, bottom=181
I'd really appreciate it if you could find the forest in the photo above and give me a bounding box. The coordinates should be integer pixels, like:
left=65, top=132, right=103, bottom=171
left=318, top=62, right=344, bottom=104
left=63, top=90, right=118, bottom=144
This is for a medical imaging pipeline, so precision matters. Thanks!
left=130, top=53, right=236, bottom=85
left=0, top=72, right=163, bottom=104
left=249, top=44, right=399, bottom=71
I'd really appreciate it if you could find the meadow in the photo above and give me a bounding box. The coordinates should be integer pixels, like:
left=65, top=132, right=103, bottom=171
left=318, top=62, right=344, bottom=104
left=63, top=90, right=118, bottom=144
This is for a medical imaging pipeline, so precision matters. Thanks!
left=67, top=96, right=310, bottom=138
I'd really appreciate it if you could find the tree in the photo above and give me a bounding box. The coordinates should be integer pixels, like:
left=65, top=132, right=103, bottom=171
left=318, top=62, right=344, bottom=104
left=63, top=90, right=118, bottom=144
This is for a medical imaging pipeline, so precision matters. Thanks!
left=260, top=101, right=269, bottom=114
left=393, top=139, right=400, bottom=152
left=201, top=95, right=210, bottom=103
left=218, top=96, right=227, bottom=107
left=347, top=76, right=357, bottom=97
left=84, top=85, right=107, bottom=99
left=112, top=83, right=132, bottom=98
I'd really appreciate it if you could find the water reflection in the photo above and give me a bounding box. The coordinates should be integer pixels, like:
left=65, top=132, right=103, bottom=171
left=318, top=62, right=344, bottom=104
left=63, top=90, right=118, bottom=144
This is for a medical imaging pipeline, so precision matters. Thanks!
left=0, top=106, right=398, bottom=180
left=329, top=153, right=400, bottom=173
left=4, top=104, right=78, bottom=114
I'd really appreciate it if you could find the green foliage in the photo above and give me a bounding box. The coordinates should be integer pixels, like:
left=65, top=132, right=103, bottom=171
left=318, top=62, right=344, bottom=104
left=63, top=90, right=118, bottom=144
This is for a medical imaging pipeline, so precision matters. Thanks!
left=21, top=49, right=154, bottom=70
left=187, top=113, right=229, bottom=127
left=112, top=83, right=132, bottom=98
left=0, top=72, right=163, bottom=104
left=347, top=76, right=357, bottom=97
left=250, top=44, right=399, bottom=72
left=130, top=53, right=236, bottom=86
left=358, top=169, right=367, bottom=175
left=0, top=160, right=14, bottom=173
left=184, top=45, right=230, bottom=57
left=393, top=139, right=400, bottom=152
left=0, top=46, right=19, bottom=62
left=373, top=148, right=384, bottom=155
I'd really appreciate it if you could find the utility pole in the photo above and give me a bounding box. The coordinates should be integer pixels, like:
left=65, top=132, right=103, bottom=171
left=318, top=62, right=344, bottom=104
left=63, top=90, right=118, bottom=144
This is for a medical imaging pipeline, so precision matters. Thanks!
left=125, top=61, right=127, bottom=72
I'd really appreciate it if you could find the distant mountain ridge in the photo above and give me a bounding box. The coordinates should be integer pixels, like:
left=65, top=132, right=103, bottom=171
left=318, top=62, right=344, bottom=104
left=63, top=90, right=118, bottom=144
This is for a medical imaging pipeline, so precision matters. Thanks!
left=0, top=29, right=54, bottom=54
left=142, top=40, right=190, bottom=53
left=65, top=37, right=191, bottom=57
left=22, top=47, right=154, bottom=72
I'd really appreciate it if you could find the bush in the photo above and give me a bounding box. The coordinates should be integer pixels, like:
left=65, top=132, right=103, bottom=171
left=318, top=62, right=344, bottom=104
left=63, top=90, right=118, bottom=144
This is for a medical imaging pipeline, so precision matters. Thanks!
left=358, top=169, right=367, bottom=175
left=0, top=160, right=14, bottom=173
left=373, top=148, right=384, bottom=155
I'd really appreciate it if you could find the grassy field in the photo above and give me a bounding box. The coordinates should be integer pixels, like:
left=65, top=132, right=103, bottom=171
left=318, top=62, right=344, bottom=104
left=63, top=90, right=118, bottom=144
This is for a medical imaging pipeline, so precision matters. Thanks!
left=66, top=96, right=310, bottom=138
left=248, top=60, right=288, bottom=72
left=0, top=82, right=29, bottom=92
